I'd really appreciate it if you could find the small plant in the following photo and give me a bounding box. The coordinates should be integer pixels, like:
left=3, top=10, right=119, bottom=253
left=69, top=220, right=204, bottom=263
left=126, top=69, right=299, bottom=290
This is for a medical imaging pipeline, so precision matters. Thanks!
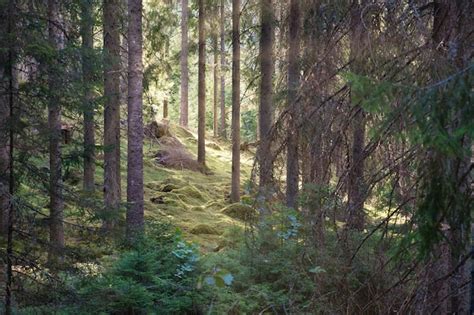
left=76, top=221, right=206, bottom=314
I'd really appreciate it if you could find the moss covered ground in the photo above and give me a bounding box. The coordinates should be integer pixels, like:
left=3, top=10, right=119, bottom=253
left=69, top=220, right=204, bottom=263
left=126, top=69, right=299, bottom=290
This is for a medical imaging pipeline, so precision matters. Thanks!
left=142, top=123, right=254, bottom=252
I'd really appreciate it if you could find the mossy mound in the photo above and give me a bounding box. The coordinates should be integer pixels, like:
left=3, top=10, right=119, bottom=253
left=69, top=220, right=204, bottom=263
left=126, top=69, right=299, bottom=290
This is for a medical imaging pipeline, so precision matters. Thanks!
left=185, top=137, right=197, bottom=145
left=146, top=178, right=185, bottom=192
left=174, top=185, right=205, bottom=201
left=144, top=120, right=170, bottom=139
left=221, top=203, right=257, bottom=221
left=190, top=224, right=222, bottom=235
left=172, top=124, right=195, bottom=139
left=142, top=122, right=255, bottom=250
left=207, top=142, right=222, bottom=150
left=205, top=200, right=226, bottom=211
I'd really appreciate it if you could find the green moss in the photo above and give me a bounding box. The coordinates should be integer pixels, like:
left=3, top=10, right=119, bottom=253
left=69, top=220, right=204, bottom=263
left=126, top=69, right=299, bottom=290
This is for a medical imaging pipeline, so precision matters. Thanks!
left=190, top=224, right=222, bottom=235
left=141, top=123, right=254, bottom=249
left=222, top=203, right=257, bottom=221
left=205, top=201, right=226, bottom=211
left=190, top=206, right=205, bottom=212
left=207, top=142, right=222, bottom=150
left=171, top=124, right=195, bottom=139
left=174, top=185, right=205, bottom=201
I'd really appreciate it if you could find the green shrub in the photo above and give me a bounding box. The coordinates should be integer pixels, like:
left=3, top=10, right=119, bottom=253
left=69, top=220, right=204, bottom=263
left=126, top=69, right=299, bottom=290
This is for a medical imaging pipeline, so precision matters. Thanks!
left=76, top=221, right=206, bottom=314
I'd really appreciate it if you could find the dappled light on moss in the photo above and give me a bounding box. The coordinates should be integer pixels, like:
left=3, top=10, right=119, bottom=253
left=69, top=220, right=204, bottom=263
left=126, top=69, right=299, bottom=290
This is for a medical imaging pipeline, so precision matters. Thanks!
left=142, top=123, right=252, bottom=250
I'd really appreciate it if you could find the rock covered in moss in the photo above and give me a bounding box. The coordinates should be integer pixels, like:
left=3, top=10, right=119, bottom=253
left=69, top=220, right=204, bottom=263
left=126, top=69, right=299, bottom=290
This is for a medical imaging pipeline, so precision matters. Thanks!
left=144, top=120, right=170, bottom=139
left=221, top=203, right=257, bottom=221
left=190, top=224, right=222, bottom=235
left=172, top=125, right=195, bottom=139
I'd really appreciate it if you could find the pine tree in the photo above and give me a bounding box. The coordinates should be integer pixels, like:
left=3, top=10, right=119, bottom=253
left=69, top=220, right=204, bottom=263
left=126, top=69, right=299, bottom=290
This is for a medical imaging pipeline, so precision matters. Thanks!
left=258, top=0, right=274, bottom=189
left=80, top=0, right=96, bottom=193
left=179, top=0, right=189, bottom=127
left=219, top=0, right=227, bottom=138
left=47, top=0, right=65, bottom=261
left=230, top=0, right=241, bottom=203
left=285, top=0, right=300, bottom=209
left=126, top=0, right=145, bottom=240
left=103, top=0, right=122, bottom=230
left=197, top=0, right=206, bottom=166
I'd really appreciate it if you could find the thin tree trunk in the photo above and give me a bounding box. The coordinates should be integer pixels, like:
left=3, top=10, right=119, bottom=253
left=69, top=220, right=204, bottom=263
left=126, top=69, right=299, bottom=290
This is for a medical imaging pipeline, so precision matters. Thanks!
left=213, top=31, right=218, bottom=137
left=219, top=0, right=226, bottom=138
left=230, top=0, right=241, bottom=203
left=258, top=0, right=274, bottom=189
left=80, top=0, right=95, bottom=193
left=346, top=0, right=366, bottom=231
left=103, top=0, right=122, bottom=230
left=163, top=99, right=168, bottom=119
left=126, top=0, right=144, bottom=240
left=197, top=0, right=206, bottom=166
left=48, top=0, right=65, bottom=261
left=180, top=0, right=189, bottom=127
left=285, top=0, right=300, bottom=209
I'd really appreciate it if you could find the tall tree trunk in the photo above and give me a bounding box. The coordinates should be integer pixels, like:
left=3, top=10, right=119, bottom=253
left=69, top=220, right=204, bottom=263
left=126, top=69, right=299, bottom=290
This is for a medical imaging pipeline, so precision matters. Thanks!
left=197, top=0, right=206, bottom=166
left=230, top=0, right=241, bottom=203
left=213, top=31, right=218, bottom=138
left=219, top=0, right=227, bottom=138
left=3, top=0, right=15, bottom=312
left=180, top=0, right=189, bottom=127
left=0, top=0, right=11, bottom=236
left=103, top=0, right=122, bottom=230
left=126, top=0, right=144, bottom=240
left=48, top=0, right=65, bottom=261
left=80, top=0, right=95, bottom=193
left=346, top=0, right=366, bottom=231
left=285, top=0, right=300, bottom=209
left=258, top=0, right=274, bottom=189
left=120, top=0, right=128, bottom=121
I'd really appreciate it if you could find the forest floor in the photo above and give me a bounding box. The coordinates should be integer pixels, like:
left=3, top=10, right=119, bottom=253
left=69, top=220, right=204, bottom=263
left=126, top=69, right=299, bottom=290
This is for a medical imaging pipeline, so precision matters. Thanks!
left=140, top=121, right=255, bottom=252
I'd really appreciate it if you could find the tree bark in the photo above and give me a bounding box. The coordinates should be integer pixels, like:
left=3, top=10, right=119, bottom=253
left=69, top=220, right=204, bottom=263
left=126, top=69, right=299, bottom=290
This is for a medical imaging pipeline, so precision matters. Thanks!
left=285, top=0, right=300, bottom=209
left=258, top=0, right=274, bottom=189
left=346, top=0, right=366, bottom=231
left=3, top=1, right=15, bottom=312
left=103, top=0, right=122, bottom=230
left=163, top=99, right=168, bottom=119
left=219, top=0, right=227, bottom=138
left=213, top=30, right=219, bottom=138
left=197, top=0, right=206, bottom=166
left=126, top=0, right=144, bottom=240
left=0, top=0, right=11, bottom=236
left=80, top=0, right=96, bottom=193
left=48, top=0, right=65, bottom=261
left=180, top=0, right=189, bottom=127
left=230, top=0, right=241, bottom=203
